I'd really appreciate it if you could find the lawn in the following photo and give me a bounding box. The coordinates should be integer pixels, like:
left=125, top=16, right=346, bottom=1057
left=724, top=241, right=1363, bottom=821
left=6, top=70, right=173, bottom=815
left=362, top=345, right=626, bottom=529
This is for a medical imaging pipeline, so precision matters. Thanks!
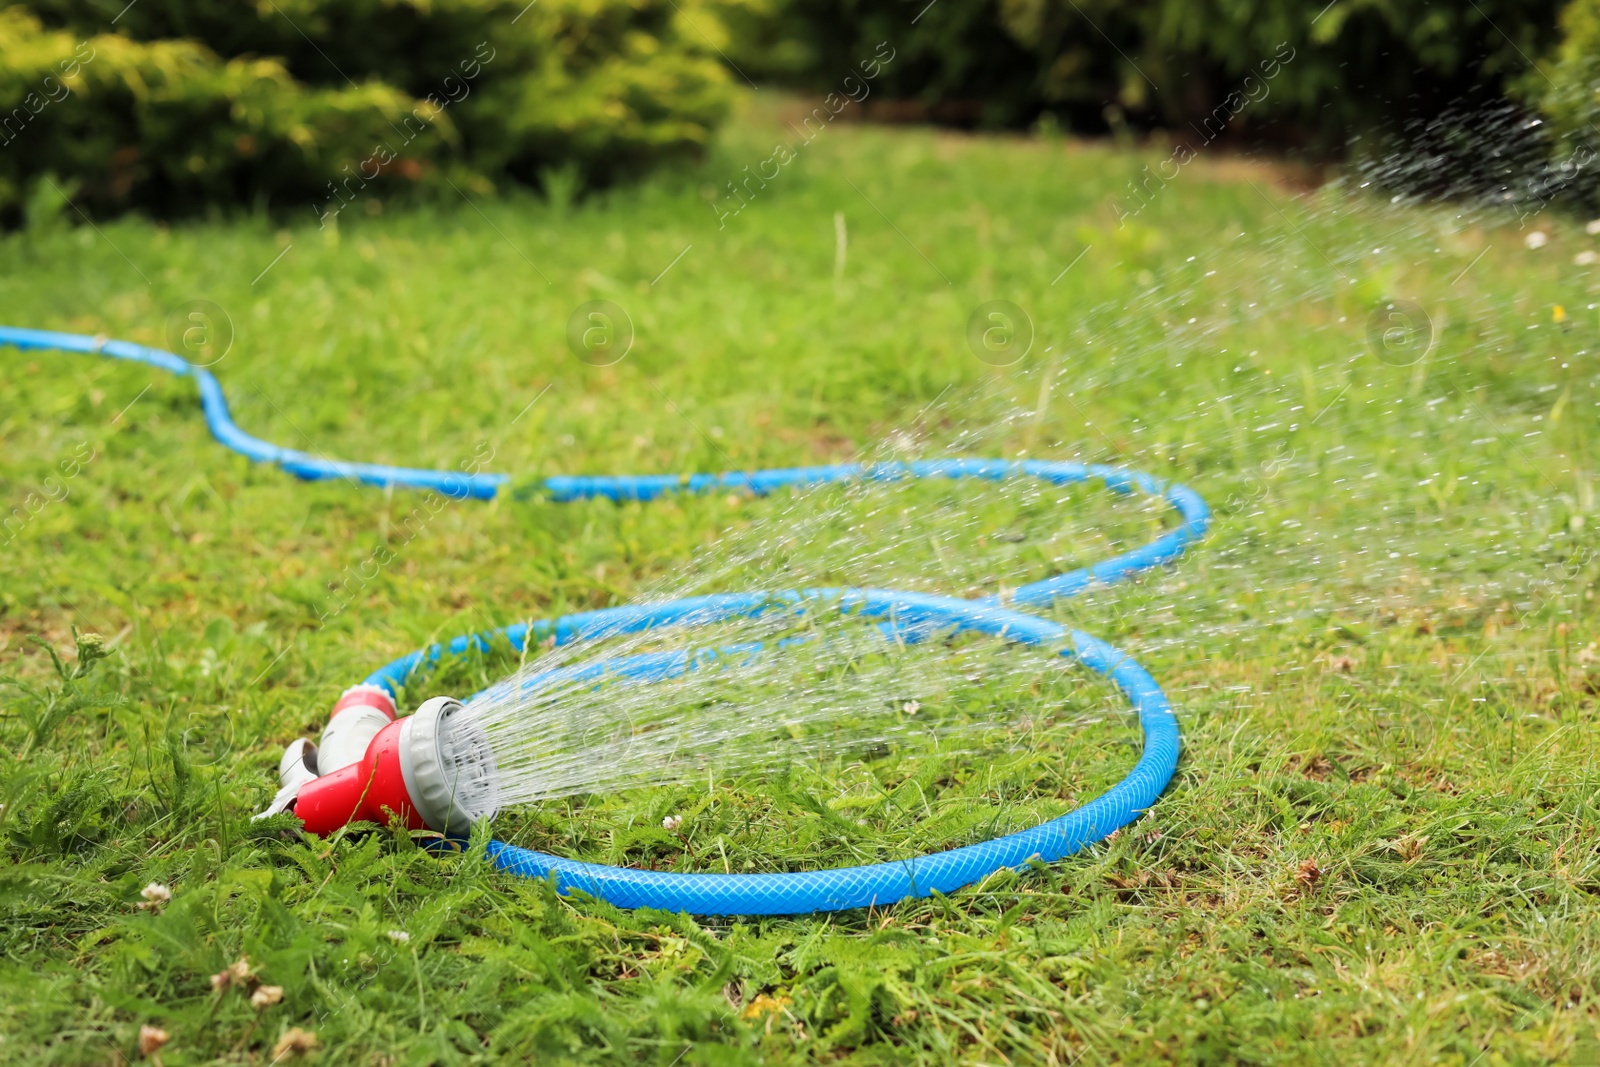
left=1, top=93, right=1597, bottom=1064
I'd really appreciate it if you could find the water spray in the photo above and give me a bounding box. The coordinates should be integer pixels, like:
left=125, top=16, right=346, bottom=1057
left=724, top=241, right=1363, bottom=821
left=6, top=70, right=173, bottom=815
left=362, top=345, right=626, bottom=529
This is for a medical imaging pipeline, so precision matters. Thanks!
left=1, top=324, right=1210, bottom=915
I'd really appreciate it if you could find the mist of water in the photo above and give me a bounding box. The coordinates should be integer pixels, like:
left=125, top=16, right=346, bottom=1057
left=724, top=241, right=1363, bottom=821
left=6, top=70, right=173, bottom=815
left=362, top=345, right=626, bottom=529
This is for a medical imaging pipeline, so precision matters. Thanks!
left=442, top=105, right=1595, bottom=821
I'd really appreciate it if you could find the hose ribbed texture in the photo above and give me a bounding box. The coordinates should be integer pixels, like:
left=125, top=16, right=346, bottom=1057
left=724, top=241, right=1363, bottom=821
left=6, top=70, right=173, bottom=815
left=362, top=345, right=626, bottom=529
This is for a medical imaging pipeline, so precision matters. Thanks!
left=2, top=324, right=1209, bottom=915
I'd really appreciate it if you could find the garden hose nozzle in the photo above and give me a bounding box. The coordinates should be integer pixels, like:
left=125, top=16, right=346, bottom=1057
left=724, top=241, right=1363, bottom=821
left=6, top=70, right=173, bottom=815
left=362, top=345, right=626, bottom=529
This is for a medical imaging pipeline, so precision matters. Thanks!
left=255, top=687, right=500, bottom=836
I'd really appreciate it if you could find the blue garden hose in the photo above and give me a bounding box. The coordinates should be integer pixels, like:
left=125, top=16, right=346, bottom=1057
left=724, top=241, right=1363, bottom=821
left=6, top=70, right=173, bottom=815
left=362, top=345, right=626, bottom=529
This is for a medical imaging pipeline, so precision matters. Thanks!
left=1, top=324, right=1210, bottom=915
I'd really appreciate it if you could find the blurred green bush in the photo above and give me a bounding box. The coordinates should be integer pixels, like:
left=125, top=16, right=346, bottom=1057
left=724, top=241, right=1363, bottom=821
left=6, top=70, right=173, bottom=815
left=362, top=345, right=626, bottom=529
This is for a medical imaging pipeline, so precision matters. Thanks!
left=1529, top=0, right=1600, bottom=149
left=0, top=0, right=742, bottom=224
left=742, top=0, right=1563, bottom=148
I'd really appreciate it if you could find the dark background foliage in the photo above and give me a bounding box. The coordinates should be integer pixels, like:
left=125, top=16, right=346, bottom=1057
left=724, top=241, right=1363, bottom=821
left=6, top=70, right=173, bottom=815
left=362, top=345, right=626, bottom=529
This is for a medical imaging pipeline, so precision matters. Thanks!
left=747, top=0, right=1567, bottom=144
left=0, top=0, right=1594, bottom=220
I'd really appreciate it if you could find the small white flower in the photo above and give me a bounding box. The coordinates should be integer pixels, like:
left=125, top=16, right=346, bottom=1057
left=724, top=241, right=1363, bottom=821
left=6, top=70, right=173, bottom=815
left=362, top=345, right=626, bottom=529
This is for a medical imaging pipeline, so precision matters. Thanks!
left=1587, top=219, right=1600, bottom=235
left=902, top=700, right=920, bottom=715
left=662, top=815, right=683, bottom=832
left=251, top=985, right=284, bottom=1008
left=210, top=957, right=255, bottom=992
left=386, top=929, right=410, bottom=944
left=272, top=1028, right=319, bottom=1059
left=138, top=1024, right=170, bottom=1056
left=139, top=883, right=171, bottom=906
left=1525, top=231, right=1549, bottom=249
left=1576, top=250, right=1598, bottom=266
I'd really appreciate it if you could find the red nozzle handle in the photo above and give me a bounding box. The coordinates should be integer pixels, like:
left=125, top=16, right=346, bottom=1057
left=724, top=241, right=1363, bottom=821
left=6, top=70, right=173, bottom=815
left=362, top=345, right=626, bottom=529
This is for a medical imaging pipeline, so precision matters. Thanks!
left=294, top=719, right=424, bottom=834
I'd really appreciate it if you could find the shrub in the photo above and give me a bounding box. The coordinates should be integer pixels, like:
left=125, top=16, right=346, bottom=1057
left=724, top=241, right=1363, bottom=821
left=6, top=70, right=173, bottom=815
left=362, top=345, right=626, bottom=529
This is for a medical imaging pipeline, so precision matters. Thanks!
left=747, top=0, right=1564, bottom=148
left=744, top=0, right=1044, bottom=127
left=0, top=8, right=419, bottom=223
left=1528, top=0, right=1600, bottom=148
left=1076, top=0, right=1562, bottom=145
left=0, top=0, right=742, bottom=223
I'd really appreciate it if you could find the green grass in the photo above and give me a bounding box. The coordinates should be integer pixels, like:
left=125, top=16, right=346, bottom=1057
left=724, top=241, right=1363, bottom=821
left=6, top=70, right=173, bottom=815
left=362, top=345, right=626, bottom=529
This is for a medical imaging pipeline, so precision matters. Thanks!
left=1, top=93, right=1598, bottom=1064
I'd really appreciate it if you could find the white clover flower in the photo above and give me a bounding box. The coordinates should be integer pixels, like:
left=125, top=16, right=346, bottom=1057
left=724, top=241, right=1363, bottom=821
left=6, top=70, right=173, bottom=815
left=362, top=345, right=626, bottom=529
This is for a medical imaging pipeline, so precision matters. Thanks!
left=210, top=957, right=254, bottom=992
left=1576, top=251, right=1598, bottom=266
left=662, top=815, right=684, bottom=832
left=251, top=985, right=284, bottom=1008
left=1586, top=219, right=1600, bottom=235
left=139, top=883, right=171, bottom=908
left=386, top=929, right=411, bottom=944
left=138, top=1024, right=170, bottom=1056
left=1525, top=231, right=1549, bottom=249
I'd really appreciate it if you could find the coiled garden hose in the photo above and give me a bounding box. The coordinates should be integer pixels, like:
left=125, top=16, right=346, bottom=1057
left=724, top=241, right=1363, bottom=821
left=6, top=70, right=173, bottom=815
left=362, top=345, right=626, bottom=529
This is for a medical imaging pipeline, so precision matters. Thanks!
left=0, top=324, right=1210, bottom=915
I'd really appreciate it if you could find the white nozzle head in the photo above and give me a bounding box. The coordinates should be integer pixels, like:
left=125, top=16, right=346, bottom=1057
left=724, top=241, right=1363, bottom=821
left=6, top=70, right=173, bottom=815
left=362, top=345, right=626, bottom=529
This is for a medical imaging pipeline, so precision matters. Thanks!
left=398, top=697, right=500, bottom=835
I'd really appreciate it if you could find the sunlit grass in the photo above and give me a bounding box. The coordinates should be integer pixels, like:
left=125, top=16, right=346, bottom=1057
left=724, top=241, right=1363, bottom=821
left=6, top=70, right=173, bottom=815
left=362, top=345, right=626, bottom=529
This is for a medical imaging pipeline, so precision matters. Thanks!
left=0, top=92, right=1597, bottom=1063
